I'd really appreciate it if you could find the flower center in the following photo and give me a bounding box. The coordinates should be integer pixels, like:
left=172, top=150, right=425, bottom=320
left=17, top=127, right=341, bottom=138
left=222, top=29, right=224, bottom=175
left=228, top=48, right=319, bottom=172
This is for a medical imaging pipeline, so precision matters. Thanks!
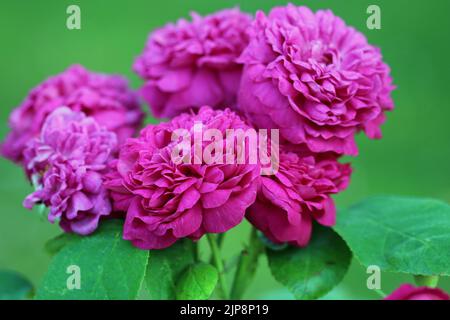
left=304, top=40, right=336, bottom=66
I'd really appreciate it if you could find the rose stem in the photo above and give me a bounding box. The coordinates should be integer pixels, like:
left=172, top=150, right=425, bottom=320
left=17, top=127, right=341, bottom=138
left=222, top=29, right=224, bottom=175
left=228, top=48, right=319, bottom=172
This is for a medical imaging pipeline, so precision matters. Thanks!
left=230, top=227, right=264, bottom=299
left=207, top=234, right=229, bottom=299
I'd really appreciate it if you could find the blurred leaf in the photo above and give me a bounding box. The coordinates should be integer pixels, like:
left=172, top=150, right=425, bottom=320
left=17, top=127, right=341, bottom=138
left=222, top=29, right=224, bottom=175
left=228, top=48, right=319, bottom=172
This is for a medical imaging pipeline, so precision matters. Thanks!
left=36, top=219, right=149, bottom=300
left=145, top=239, right=196, bottom=300
left=267, top=226, right=351, bottom=300
left=44, top=233, right=79, bottom=256
left=334, top=196, right=450, bottom=276
left=257, top=231, right=288, bottom=251
left=0, top=270, right=33, bottom=300
left=176, top=262, right=218, bottom=300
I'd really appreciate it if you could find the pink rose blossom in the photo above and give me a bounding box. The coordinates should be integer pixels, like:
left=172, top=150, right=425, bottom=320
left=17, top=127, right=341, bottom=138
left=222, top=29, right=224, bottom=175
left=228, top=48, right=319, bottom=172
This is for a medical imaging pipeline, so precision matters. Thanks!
left=385, top=284, right=450, bottom=300
left=106, top=106, right=260, bottom=249
left=134, top=8, right=252, bottom=118
left=23, top=107, right=117, bottom=235
left=238, top=4, right=394, bottom=155
left=246, top=150, right=351, bottom=246
left=1, top=64, right=143, bottom=163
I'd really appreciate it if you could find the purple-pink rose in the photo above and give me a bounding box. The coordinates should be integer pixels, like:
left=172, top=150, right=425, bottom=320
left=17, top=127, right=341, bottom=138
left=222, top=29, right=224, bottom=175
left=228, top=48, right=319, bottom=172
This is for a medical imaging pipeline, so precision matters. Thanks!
left=385, top=284, right=450, bottom=300
left=238, top=5, right=394, bottom=155
left=1, top=64, right=143, bottom=164
left=106, top=106, right=260, bottom=249
left=23, top=107, right=117, bottom=235
left=134, top=8, right=252, bottom=118
left=247, top=151, right=351, bottom=246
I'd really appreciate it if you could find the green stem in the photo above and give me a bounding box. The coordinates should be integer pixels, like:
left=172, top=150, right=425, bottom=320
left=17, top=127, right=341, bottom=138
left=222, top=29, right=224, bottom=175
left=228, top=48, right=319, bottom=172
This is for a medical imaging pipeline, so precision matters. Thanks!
left=207, top=234, right=229, bottom=299
left=414, top=275, right=439, bottom=288
left=209, top=233, right=226, bottom=264
left=230, top=227, right=264, bottom=299
left=217, top=233, right=225, bottom=248
left=209, top=233, right=225, bottom=267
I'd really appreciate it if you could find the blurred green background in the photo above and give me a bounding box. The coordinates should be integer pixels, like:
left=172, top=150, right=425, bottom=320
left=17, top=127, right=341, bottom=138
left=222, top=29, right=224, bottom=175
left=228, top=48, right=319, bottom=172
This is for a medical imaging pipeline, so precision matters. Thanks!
left=1, top=0, right=449, bottom=299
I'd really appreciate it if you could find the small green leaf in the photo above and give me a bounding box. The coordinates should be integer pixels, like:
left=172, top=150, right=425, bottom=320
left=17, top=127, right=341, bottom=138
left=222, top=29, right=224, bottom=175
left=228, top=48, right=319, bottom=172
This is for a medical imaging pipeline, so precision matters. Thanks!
left=0, top=270, right=34, bottom=300
left=36, top=220, right=149, bottom=300
left=145, top=239, right=196, bottom=300
left=176, top=263, right=218, bottom=300
left=267, top=226, right=352, bottom=300
left=334, top=196, right=450, bottom=276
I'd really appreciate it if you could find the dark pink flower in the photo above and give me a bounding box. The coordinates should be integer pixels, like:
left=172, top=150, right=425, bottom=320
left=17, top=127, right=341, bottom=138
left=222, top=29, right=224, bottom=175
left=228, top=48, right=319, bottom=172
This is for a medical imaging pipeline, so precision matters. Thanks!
left=1, top=65, right=143, bottom=163
left=23, top=107, right=117, bottom=235
left=385, top=284, right=450, bottom=300
left=247, top=150, right=351, bottom=246
left=134, top=8, right=252, bottom=118
left=106, top=106, right=260, bottom=249
left=238, top=5, right=394, bottom=155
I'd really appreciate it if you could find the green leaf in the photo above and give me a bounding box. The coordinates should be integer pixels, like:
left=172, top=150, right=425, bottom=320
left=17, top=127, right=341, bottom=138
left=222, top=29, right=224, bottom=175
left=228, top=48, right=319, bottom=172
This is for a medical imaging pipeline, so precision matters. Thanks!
left=257, top=231, right=288, bottom=251
left=414, top=275, right=439, bottom=288
left=44, top=233, right=78, bottom=255
left=36, top=220, right=149, bottom=300
left=0, top=270, right=34, bottom=300
left=267, top=226, right=352, bottom=300
left=175, top=263, right=218, bottom=300
left=334, top=196, right=450, bottom=276
left=145, top=239, right=196, bottom=300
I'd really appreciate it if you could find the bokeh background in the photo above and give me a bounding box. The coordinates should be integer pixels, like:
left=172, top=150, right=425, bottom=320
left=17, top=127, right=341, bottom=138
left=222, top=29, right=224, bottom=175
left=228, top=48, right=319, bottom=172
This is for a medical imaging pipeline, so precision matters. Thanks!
left=1, top=0, right=449, bottom=299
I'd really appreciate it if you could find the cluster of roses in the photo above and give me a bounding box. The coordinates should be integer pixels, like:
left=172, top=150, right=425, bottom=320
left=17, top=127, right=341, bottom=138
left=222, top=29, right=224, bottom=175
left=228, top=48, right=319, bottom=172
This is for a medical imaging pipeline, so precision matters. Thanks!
left=1, top=5, right=394, bottom=250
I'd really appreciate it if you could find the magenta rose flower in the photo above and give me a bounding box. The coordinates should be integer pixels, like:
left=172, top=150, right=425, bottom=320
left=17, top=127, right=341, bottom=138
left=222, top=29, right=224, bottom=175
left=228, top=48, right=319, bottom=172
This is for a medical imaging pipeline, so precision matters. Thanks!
left=1, top=64, right=143, bottom=163
left=106, top=106, right=260, bottom=249
left=23, top=107, right=117, bottom=235
left=238, top=4, right=394, bottom=155
left=134, top=8, right=252, bottom=118
left=246, top=150, right=351, bottom=246
left=385, top=284, right=450, bottom=300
